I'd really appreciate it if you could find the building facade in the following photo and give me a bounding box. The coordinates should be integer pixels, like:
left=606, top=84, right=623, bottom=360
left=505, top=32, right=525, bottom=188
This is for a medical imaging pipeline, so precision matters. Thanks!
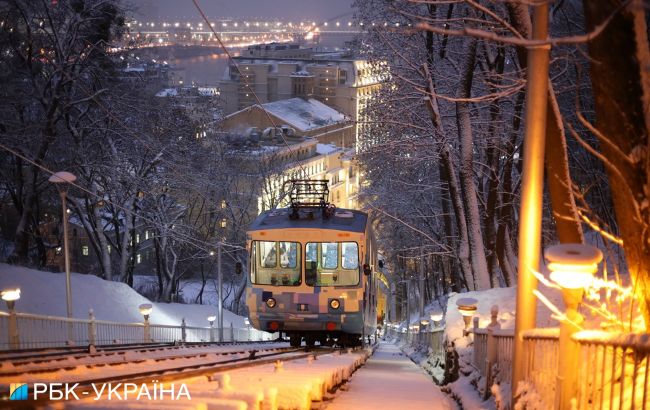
left=219, top=54, right=383, bottom=147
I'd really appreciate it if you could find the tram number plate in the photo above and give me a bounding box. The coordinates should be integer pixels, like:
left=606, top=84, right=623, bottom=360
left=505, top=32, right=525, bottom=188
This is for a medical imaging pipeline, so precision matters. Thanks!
left=289, top=313, right=318, bottom=319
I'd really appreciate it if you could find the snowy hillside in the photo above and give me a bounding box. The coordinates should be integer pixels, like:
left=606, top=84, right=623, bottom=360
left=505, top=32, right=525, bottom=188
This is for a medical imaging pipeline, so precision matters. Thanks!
left=0, top=264, right=246, bottom=327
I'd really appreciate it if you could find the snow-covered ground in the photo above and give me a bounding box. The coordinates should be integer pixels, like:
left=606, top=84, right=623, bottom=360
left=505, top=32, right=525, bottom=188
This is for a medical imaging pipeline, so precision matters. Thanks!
left=0, top=264, right=246, bottom=327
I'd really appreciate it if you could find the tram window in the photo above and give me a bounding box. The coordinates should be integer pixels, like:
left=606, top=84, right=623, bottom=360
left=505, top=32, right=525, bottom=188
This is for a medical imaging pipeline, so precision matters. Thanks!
left=306, top=242, right=359, bottom=287
left=322, top=242, right=338, bottom=269
left=251, top=241, right=301, bottom=286
left=342, top=243, right=359, bottom=269
left=260, top=241, right=277, bottom=268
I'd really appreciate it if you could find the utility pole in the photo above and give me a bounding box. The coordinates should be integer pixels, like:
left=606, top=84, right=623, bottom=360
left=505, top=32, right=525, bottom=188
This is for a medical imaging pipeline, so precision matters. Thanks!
left=512, top=2, right=551, bottom=401
left=217, top=242, right=223, bottom=342
left=419, top=249, right=425, bottom=318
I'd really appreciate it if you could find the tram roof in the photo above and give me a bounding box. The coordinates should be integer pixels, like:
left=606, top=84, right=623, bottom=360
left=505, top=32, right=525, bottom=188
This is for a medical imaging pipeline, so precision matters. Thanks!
left=248, top=207, right=368, bottom=233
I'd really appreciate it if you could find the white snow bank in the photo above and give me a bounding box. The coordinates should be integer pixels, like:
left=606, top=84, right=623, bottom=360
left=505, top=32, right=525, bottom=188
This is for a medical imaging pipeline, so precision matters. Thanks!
left=0, top=263, right=246, bottom=327
left=444, top=286, right=563, bottom=345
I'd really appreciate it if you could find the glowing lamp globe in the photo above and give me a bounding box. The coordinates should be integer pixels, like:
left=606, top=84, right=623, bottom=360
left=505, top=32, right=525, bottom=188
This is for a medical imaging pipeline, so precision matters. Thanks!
left=138, top=303, right=153, bottom=317
left=1, top=288, right=20, bottom=302
left=545, top=244, right=603, bottom=290
left=456, top=297, right=478, bottom=316
left=420, top=319, right=430, bottom=327
left=207, top=315, right=217, bottom=323
left=456, top=297, right=478, bottom=330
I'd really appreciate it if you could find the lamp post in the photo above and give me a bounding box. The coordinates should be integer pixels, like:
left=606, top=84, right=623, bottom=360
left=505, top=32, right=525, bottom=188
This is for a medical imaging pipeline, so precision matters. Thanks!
left=430, top=313, right=443, bottom=328
left=208, top=315, right=216, bottom=342
left=49, top=171, right=77, bottom=332
left=456, top=297, right=478, bottom=336
left=546, top=243, right=602, bottom=410
left=2, top=288, right=20, bottom=349
left=216, top=243, right=223, bottom=342
left=139, top=303, right=153, bottom=343
left=244, top=318, right=251, bottom=341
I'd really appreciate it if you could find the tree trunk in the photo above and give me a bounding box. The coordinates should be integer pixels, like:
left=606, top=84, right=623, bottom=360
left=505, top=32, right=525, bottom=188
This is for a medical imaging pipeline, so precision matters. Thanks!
left=583, top=0, right=650, bottom=324
left=507, top=2, right=583, bottom=244
left=456, top=37, right=491, bottom=290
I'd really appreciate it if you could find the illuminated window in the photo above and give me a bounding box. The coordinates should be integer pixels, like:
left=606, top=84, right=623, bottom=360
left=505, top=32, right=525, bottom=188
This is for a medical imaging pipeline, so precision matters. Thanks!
left=221, top=200, right=227, bottom=209
left=107, top=245, right=111, bottom=254
left=82, top=246, right=89, bottom=256
left=136, top=254, right=142, bottom=264
left=145, top=230, right=149, bottom=240
left=55, top=247, right=62, bottom=255
left=220, top=218, right=227, bottom=228
left=136, top=234, right=140, bottom=243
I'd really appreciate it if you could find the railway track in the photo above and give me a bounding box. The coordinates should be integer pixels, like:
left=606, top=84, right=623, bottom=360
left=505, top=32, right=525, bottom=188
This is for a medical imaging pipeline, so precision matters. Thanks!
left=0, top=345, right=346, bottom=409
left=0, top=339, right=282, bottom=363
left=0, top=344, right=292, bottom=378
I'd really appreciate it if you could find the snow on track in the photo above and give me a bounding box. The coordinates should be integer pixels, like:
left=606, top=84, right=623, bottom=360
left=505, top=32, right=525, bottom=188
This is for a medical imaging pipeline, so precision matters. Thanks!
left=65, top=348, right=371, bottom=409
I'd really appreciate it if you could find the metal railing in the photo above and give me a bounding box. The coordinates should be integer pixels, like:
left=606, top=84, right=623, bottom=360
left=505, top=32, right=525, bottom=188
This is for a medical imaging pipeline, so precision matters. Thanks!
left=521, top=328, right=560, bottom=409
left=385, top=327, right=445, bottom=357
left=573, top=331, right=650, bottom=410
left=0, top=310, right=277, bottom=350
left=469, top=310, right=648, bottom=409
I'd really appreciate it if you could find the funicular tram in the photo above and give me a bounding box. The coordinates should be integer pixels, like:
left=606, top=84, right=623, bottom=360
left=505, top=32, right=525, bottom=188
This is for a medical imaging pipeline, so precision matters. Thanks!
left=245, top=180, right=386, bottom=347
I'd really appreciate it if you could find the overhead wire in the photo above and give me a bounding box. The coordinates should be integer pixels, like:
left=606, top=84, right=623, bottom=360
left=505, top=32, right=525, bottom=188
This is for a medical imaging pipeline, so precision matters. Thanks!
left=0, top=5, right=360, bottom=255
left=0, top=140, right=244, bottom=252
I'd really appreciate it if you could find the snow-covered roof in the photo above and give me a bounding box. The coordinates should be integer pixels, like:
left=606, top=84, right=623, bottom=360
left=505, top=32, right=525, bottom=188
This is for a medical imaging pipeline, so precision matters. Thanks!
left=155, top=88, right=178, bottom=97
left=259, top=98, right=346, bottom=131
left=316, top=143, right=341, bottom=155
left=123, top=66, right=145, bottom=72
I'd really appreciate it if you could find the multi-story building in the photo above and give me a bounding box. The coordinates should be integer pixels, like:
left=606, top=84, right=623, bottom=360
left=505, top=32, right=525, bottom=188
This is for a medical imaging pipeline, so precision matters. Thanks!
left=219, top=53, right=384, bottom=147
left=242, top=43, right=314, bottom=59
left=217, top=130, right=359, bottom=214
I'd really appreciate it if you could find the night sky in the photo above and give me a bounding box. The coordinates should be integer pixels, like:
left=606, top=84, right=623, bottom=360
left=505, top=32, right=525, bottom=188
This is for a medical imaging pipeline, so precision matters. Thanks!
left=131, top=0, right=355, bottom=21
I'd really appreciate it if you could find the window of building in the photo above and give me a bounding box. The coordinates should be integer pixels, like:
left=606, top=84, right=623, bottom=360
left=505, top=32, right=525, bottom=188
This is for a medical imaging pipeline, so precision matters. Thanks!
left=107, top=245, right=111, bottom=254
left=339, top=70, right=347, bottom=84
left=136, top=234, right=140, bottom=243
left=136, top=253, right=142, bottom=264
left=220, top=218, right=227, bottom=228
left=221, top=200, right=227, bottom=209
left=82, top=246, right=89, bottom=256
left=145, top=230, right=149, bottom=240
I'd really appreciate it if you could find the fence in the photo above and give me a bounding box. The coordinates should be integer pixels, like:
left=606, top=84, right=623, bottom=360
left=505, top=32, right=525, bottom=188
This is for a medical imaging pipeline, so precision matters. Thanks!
left=470, top=308, right=649, bottom=409
left=573, top=330, right=649, bottom=410
left=385, top=326, right=445, bottom=357
left=0, top=310, right=277, bottom=350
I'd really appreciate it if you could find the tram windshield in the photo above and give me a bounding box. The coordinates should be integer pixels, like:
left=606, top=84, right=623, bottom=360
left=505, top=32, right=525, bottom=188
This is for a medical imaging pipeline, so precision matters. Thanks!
left=250, top=241, right=301, bottom=286
left=305, top=242, right=359, bottom=287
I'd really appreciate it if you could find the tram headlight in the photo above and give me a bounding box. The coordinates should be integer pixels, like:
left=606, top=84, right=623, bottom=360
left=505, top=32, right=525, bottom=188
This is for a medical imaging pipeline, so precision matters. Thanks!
left=329, top=299, right=340, bottom=310
left=266, top=298, right=277, bottom=308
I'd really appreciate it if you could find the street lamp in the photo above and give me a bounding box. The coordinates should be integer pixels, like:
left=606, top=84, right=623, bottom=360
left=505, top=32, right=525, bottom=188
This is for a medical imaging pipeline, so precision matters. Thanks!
left=2, top=288, right=20, bottom=348
left=139, top=303, right=153, bottom=343
left=457, top=297, right=478, bottom=335
left=244, top=318, right=251, bottom=341
left=49, top=171, right=77, bottom=327
left=208, top=315, right=216, bottom=342
left=430, top=313, right=443, bottom=327
left=545, top=243, right=602, bottom=410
